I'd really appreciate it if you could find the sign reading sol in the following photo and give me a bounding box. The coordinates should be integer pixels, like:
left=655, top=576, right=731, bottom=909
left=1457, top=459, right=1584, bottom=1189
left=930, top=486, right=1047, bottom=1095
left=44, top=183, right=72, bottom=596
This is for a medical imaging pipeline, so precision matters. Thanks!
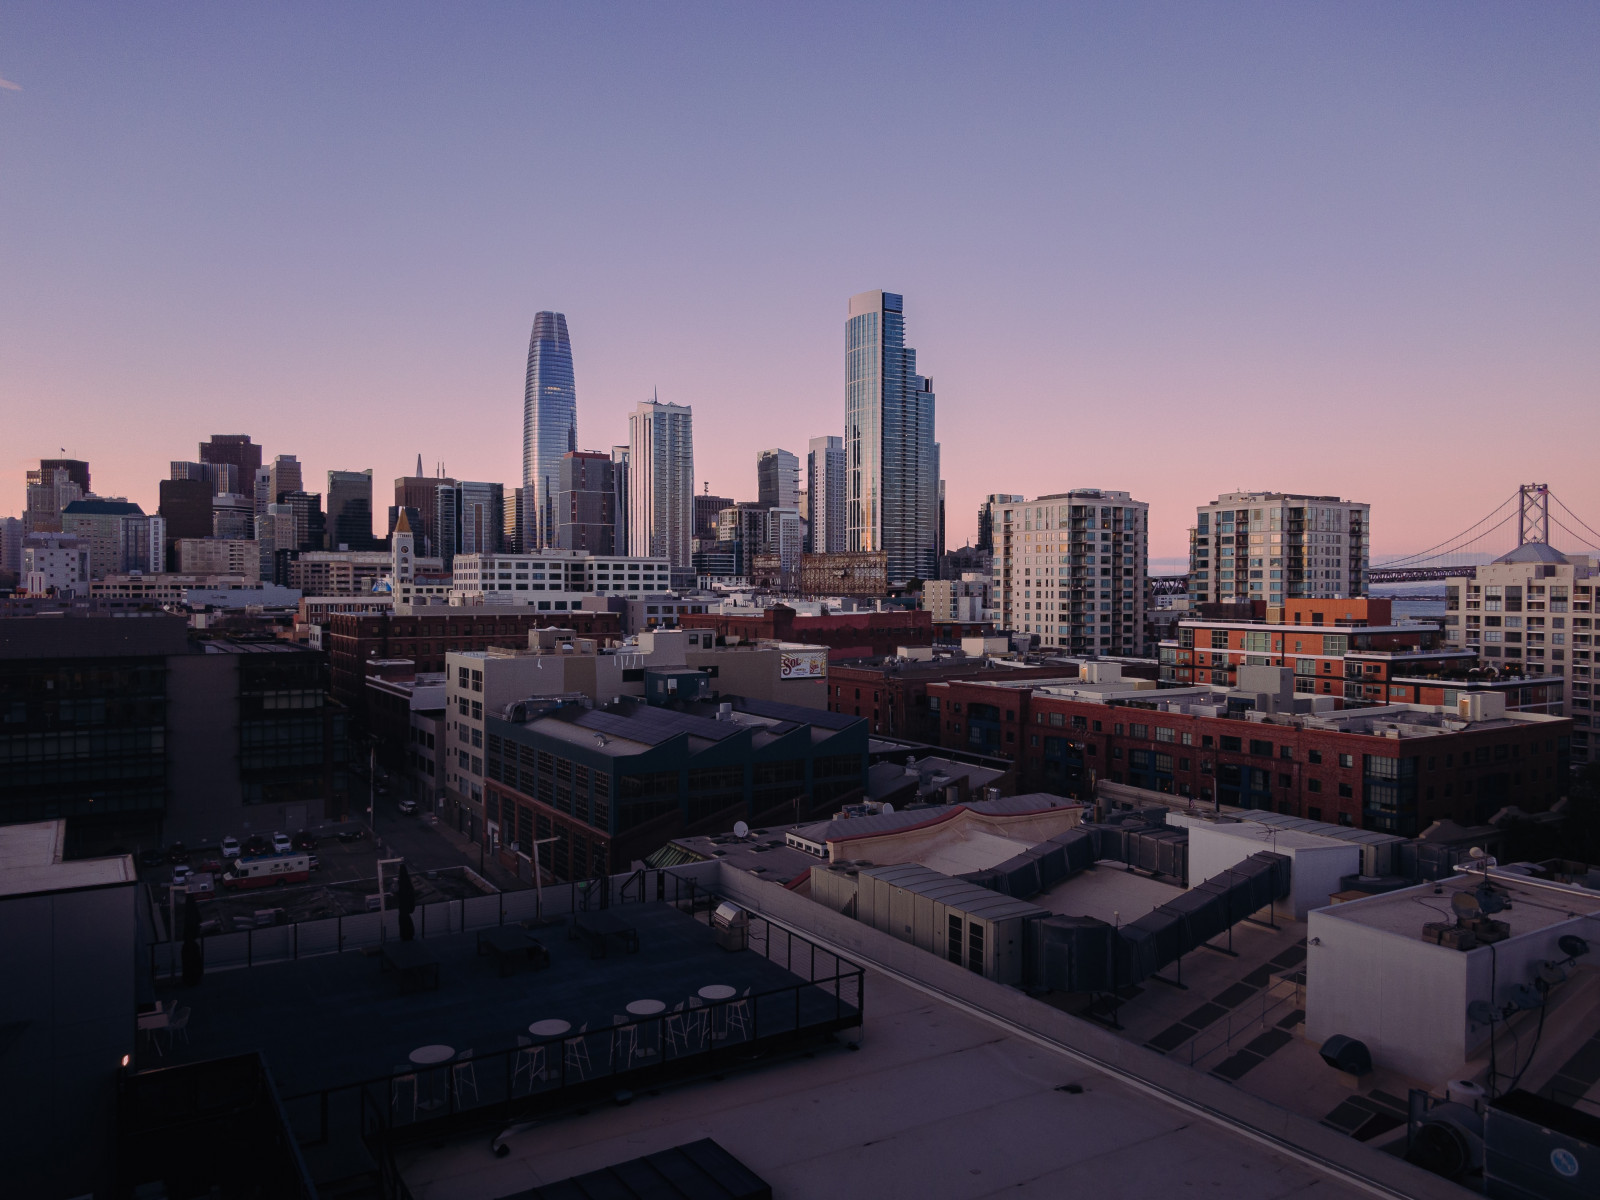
left=779, top=649, right=827, bottom=679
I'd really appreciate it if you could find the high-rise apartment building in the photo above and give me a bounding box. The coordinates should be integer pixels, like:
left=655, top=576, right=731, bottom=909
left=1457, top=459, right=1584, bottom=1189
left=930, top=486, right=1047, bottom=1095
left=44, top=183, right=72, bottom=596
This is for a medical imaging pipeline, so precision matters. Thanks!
left=327, top=470, right=376, bottom=551
left=199, top=435, right=263, bottom=500
left=522, top=311, right=577, bottom=549
left=992, top=489, right=1150, bottom=655
left=1189, top=493, right=1370, bottom=606
left=627, top=399, right=694, bottom=569
left=807, top=435, right=846, bottom=554
left=845, top=290, right=938, bottom=586
left=556, top=451, right=616, bottom=553
left=756, top=448, right=800, bottom=511
left=976, top=494, right=1022, bottom=554
left=1446, top=544, right=1600, bottom=763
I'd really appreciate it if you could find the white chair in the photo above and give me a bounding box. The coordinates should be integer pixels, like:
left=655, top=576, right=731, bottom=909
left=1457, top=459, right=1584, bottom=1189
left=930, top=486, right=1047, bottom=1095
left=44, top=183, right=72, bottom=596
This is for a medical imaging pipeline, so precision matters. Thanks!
left=564, top=1023, right=591, bottom=1080
left=390, top=1066, right=418, bottom=1122
left=611, top=1015, right=639, bottom=1067
left=166, top=1006, right=191, bottom=1050
left=725, top=988, right=752, bottom=1041
left=512, top=1036, right=546, bottom=1094
left=684, top=996, right=710, bottom=1047
left=664, top=1001, right=690, bottom=1055
left=451, top=1049, right=477, bottom=1105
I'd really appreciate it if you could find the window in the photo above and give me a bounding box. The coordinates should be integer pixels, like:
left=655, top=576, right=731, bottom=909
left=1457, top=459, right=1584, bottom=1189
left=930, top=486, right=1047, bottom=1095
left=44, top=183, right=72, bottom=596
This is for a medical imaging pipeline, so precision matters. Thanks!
left=1308, top=779, right=1322, bottom=793
left=1249, top=739, right=1273, bottom=757
left=1338, top=783, right=1353, bottom=798
left=1309, top=749, right=1322, bottom=764
left=1338, top=753, right=1353, bottom=768
left=1220, top=736, right=1242, bottom=752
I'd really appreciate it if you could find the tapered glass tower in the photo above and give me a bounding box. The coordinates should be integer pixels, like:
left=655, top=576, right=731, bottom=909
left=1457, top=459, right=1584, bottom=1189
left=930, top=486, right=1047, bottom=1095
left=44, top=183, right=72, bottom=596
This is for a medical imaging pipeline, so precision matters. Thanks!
left=522, top=312, right=577, bottom=549
left=846, top=290, right=937, bottom=585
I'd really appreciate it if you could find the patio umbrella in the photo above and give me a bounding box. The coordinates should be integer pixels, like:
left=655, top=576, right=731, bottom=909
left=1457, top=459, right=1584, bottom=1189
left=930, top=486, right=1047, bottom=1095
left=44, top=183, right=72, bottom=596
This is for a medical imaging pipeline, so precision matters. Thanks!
left=180, top=891, right=204, bottom=987
left=396, top=862, right=416, bottom=942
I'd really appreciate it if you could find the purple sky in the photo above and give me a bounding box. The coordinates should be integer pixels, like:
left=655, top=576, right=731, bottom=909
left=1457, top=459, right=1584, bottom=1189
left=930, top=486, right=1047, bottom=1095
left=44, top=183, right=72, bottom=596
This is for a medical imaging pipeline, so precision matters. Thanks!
left=3, top=3, right=1598, bottom=562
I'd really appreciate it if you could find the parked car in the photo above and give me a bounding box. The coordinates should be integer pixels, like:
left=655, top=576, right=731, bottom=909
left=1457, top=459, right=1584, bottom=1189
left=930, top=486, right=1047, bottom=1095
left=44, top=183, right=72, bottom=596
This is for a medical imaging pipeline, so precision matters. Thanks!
left=171, top=863, right=193, bottom=886
left=292, top=830, right=317, bottom=851
left=197, top=858, right=224, bottom=875
left=397, top=798, right=417, bottom=815
left=166, top=842, right=189, bottom=865
left=220, top=836, right=241, bottom=859
left=336, top=826, right=367, bottom=844
left=243, top=835, right=271, bottom=857
left=271, top=832, right=292, bottom=856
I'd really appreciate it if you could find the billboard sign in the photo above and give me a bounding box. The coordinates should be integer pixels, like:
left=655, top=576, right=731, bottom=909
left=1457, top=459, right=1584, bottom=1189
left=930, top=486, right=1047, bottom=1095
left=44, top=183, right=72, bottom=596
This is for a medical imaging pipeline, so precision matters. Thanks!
left=779, top=648, right=827, bottom=679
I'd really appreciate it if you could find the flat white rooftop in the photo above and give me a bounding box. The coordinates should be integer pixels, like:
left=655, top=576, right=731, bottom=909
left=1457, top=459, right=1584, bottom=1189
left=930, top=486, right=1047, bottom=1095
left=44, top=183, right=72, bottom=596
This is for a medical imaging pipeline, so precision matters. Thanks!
left=398, top=969, right=1372, bottom=1200
left=1318, top=871, right=1600, bottom=941
left=0, top=820, right=135, bottom=898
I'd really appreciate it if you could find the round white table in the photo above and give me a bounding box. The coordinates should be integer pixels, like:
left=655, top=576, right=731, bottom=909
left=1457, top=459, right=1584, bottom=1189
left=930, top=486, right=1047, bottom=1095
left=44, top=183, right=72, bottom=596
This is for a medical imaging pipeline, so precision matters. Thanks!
left=410, top=1044, right=455, bottom=1065
left=529, top=1019, right=571, bottom=1038
left=698, top=985, right=736, bottom=1001
left=626, top=999, right=666, bottom=1016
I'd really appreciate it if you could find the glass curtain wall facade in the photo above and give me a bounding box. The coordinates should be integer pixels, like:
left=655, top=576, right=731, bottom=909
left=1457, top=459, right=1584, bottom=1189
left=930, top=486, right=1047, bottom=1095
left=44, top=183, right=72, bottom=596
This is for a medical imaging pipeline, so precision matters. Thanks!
left=846, top=290, right=937, bottom=586
left=522, top=312, right=578, bottom=550
left=807, top=435, right=846, bottom=553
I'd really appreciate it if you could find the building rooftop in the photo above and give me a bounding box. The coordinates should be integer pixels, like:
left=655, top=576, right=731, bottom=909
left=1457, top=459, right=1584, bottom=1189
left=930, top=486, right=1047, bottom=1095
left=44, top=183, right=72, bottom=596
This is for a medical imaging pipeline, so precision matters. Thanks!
left=0, top=820, right=135, bottom=898
left=1314, top=870, right=1600, bottom=943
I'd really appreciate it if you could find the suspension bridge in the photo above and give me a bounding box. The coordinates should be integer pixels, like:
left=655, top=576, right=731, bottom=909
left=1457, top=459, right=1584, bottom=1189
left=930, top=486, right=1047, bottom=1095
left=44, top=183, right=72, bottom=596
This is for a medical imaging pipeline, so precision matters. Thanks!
left=1148, top=484, right=1600, bottom=593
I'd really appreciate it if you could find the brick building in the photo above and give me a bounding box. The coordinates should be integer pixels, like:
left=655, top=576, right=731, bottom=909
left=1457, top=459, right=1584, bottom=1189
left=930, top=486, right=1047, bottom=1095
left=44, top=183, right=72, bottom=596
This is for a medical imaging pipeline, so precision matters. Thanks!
left=925, top=672, right=1569, bottom=837
left=681, top=604, right=932, bottom=659
left=327, top=609, right=621, bottom=723
left=826, top=656, right=1085, bottom=740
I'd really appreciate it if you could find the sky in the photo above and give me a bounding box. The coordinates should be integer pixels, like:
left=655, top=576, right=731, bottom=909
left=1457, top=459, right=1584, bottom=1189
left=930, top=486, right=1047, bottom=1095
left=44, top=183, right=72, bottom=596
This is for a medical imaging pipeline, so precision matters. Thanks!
left=2, top=3, right=1598, bottom=564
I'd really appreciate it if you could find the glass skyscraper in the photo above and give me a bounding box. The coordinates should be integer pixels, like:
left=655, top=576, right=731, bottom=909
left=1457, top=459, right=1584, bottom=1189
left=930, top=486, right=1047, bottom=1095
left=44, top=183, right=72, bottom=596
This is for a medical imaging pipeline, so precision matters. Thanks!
left=627, top=399, right=694, bottom=569
left=846, top=290, right=938, bottom=585
left=522, top=311, right=577, bottom=549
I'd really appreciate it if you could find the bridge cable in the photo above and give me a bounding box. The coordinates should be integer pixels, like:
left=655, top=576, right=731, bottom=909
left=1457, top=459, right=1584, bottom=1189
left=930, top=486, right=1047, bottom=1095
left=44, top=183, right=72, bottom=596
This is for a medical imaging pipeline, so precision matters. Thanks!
left=1550, top=494, right=1600, bottom=552
left=1376, top=498, right=1519, bottom=569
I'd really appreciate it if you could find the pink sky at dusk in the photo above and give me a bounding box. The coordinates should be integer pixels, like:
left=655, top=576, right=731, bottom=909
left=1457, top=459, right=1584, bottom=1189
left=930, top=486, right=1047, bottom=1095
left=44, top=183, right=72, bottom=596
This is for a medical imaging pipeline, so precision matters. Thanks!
left=2, top=4, right=1597, bottom=564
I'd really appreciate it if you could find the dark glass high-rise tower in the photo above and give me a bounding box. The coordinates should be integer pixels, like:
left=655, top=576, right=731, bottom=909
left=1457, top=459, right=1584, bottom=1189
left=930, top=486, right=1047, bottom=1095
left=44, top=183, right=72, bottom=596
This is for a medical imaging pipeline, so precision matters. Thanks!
left=522, top=312, right=577, bottom=549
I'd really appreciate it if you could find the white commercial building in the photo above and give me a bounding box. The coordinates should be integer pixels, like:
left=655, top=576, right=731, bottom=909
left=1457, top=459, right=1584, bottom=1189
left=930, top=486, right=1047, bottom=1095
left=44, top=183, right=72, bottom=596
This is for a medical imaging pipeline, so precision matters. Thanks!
left=450, top=550, right=670, bottom=610
left=1189, top=492, right=1370, bottom=606
left=175, top=538, right=260, bottom=581
left=923, top=574, right=990, bottom=622
left=992, top=488, right=1149, bottom=655
left=23, top=534, right=90, bottom=596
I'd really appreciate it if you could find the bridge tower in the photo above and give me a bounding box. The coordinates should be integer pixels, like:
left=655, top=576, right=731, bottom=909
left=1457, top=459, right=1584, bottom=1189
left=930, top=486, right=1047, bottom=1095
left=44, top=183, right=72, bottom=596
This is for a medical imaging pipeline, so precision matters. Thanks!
left=1517, top=483, right=1549, bottom=546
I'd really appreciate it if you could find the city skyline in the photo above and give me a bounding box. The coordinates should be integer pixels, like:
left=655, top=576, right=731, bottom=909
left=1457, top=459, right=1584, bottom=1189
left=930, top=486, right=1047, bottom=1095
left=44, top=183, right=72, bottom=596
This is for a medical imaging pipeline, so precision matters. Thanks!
left=3, top=5, right=1598, bottom=561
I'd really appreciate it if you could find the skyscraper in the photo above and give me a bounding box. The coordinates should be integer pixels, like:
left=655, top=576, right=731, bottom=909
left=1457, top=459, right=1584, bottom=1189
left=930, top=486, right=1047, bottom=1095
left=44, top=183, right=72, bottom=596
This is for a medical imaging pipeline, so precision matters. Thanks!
left=627, top=399, right=694, bottom=569
left=845, top=290, right=938, bottom=585
left=522, top=311, right=577, bottom=550
left=394, top=458, right=451, bottom=557
left=435, top=481, right=504, bottom=568
left=199, top=435, right=263, bottom=500
left=556, top=451, right=616, bottom=553
left=807, top=435, right=846, bottom=554
left=269, top=455, right=303, bottom=504
left=976, top=494, right=1023, bottom=554
left=756, top=448, right=800, bottom=511
left=327, top=470, right=375, bottom=551
left=610, top=446, right=630, bottom=558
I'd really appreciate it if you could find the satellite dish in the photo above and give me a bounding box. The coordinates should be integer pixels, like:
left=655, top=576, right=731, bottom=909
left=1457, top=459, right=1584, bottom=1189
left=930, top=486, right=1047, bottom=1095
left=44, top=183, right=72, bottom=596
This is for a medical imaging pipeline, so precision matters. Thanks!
left=1468, top=846, right=1485, bottom=859
left=1466, top=1000, right=1496, bottom=1026
left=732, top=821, right=749, bottom=839
left=1451, top=891, right=1482, bottom=919
left=881, top=803, right=894, bottom=814
left=1507, top=983, right=1543, bottom=1011
left=1558, top=934, right=1590, bottom=959
left=1537, top=961, right=1568, bottom=987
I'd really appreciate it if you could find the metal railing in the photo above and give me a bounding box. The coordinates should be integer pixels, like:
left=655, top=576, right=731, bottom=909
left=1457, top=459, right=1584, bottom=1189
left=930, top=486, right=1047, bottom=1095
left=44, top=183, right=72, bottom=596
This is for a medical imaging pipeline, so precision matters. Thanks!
left=277, top=907, right=862, bottom=1173
left=147, top=866, right=712, bottom=980
left=1181, top=976, right=1305, bottom=1069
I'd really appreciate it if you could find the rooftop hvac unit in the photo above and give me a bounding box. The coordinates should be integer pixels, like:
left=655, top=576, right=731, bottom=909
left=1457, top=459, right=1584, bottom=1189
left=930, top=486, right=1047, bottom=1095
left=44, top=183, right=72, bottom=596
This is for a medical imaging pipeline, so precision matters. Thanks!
left=1406, top=1103, right=1484, bottom=1183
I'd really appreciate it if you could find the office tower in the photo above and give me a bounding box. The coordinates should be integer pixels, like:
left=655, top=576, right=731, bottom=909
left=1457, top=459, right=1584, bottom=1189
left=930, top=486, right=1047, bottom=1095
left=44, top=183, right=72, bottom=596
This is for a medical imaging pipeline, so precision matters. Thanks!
left=24, top=467, right=85, bottom=534
left=279, top=490, right=325, bottom=553
left=610, top=446, right=630, bottom=558
left=199, top=435, right=263, bottom=500
left=327, top=469, right=376, bottom=551
left=522, top=311, right=577, bottom=550
left=257, top=505, right=297, bottom=583
left=60, top=498, right=147, bottom=579
left=845, top=290, right=938, bottom=585
left=992, top=489, right=1149, bottom=654
left=269, top=454, right=303, bottom=503
left=717, top=502, right=769, bottom=577
left=1188, top=493, right=1371, bottom=606
left=434, top=481, right=503, bottom=567
left=976, top=494, right=1023, bottom=554
left=806, top=436, right=846, bottom=554
left=694, top=491, right=733, bottom=544
left=556, top=451, right=616, bottom=553
left=211, top=493, right=255, bottom=540
left=28, top=458, right=90, bottom=496
left=208, top=462, right=243, bottom=496
left=159, top=478, right=213, bottom=554
left=0, top=516, right=22, bottom=578
left=394, top=458, right=451, bottom=557
left=769, top=507, right=803, bottom=584
left=627, top=399, right=694, bottom=569
left=252, top=466, right=273, bottom=516
left=503, top=488, right=526, bottom=554
left=934, top=443, right=944, bottom=564
left=756, top=448, right=800, bottom=511
left=169, top=461, right=211, bottom=484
